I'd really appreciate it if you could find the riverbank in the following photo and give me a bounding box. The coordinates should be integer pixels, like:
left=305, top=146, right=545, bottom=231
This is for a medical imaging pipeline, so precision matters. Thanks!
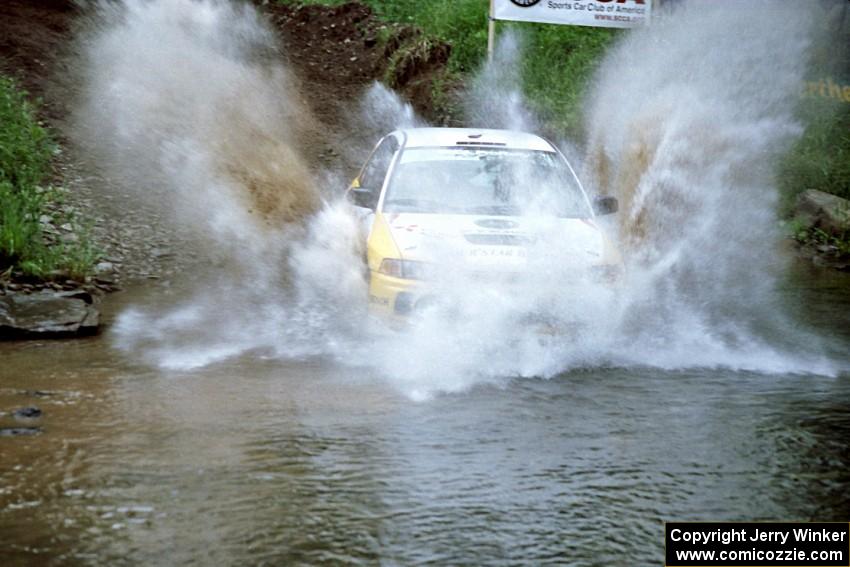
left=0, top=73, right=105, bottom=337
left=0, top=0, right=199, bottom=337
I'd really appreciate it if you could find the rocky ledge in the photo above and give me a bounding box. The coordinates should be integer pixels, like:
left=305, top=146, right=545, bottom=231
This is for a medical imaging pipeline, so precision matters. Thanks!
left=793, top=189, right=850, bottom=271
left=795, top=189, right=850, bottom=236
left=0, top=290, right=100, bottom=339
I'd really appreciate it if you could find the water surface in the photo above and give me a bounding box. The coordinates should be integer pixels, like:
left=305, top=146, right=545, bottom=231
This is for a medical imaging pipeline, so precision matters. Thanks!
left=1, top=264, right=848, bottom=566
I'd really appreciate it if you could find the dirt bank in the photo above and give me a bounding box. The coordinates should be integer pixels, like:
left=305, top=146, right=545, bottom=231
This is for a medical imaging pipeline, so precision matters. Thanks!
left=263, top=1, right=455, bottom=167
left=0, top=0, right=453, bottom=317
left=0, top=0, right=74, bottom=117
left=1, top=0, right=453, bottom=162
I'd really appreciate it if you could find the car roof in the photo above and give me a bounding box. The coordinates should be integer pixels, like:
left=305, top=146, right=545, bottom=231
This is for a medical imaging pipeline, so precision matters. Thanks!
left=395, top=128, right=556, bottom=153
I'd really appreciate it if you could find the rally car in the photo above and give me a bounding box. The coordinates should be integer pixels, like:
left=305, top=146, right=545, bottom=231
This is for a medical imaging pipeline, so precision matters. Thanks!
left=345, top=128, right=621, bottom=319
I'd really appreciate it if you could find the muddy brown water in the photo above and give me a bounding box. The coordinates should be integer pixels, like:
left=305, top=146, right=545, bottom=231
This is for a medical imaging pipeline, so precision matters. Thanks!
left=1, top=263, right=849, bottom=566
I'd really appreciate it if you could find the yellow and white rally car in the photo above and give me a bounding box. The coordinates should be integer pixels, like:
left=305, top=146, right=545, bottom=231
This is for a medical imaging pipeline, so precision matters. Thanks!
left=346, top=128, right=621, bottom=319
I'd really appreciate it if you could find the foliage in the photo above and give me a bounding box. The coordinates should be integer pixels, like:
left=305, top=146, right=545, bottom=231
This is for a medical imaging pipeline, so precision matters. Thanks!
left=784, top=216, right=850, bottom=257
left=0, top=76, right=55, bottom=191
left=779, top=98, right=850, bottom=213
left=0, top=76, right=98, bottom=280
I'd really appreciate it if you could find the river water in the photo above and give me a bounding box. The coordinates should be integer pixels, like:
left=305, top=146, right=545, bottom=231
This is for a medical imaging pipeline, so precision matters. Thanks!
left=1, top=261, right=848, bottom=566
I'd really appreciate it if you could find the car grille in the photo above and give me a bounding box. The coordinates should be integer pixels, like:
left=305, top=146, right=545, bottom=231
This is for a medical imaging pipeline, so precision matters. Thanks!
left=469, top=271, right=523, bottom=285
left=463, top=234, right=535, bottom=246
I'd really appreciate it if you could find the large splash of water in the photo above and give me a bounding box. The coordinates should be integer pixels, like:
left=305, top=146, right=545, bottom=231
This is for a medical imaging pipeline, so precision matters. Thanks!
left=72, top=0, right=318, bottom=254
left=71, top=0, right=354, bottom=369
left=581, top=0, right=838, bottom=372
left=74, top=0, right=844, bottom=399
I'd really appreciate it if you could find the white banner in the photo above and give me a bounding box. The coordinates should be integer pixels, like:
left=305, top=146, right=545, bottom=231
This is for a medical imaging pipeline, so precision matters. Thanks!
left=492, top=0, right=652, bottom=29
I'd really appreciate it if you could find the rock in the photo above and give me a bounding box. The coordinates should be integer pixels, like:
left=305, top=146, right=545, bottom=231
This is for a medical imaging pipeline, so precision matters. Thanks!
left=0, top=427, right=42, bottom=437
left=22, top=390, right=55, bottom=398
left=39, top=214, right=52, bottom=224
left=95, top=261, right=114, bottom=274
left=61, top=232, right=79, bottom=243
left=794, top=190, right=850, bottom=236
left=55, top=289, right=96, bottom=304
left=13, top=407, right=42, bottom=419
left=0, top=291, right=100, bottom=339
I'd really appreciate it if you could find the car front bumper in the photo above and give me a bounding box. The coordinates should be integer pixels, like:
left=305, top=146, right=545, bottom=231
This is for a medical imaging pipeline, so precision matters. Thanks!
left=368, top=264, right=623, bottom=321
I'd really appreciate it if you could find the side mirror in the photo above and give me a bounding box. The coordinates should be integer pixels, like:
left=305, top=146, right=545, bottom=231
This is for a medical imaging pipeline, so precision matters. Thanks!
left=593, top=196, right=619, bottom=216
left=349, top=188, right=379, bottom=210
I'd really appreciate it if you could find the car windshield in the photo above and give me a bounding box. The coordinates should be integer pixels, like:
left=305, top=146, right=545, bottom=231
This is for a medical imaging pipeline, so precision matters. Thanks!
left=382, top=147, right=591, bottom=217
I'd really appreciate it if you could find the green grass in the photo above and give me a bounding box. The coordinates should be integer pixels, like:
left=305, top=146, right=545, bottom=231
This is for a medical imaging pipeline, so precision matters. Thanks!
left=785, top=217, right=850, bottom=257
left=779, top=91, right=850, bottom=250
left=0, top=77, right=54, bottom=191
left=779, top=98, right=850, bottom=212
left=0, top=76, right=98, bottom=281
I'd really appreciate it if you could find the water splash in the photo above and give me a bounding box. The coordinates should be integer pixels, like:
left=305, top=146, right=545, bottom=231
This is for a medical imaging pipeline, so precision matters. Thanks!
left=360, top=81, right=426, bottom=135
left=465, top=31, right=538, bottom=132
left=70, top=0, right=332, bottom=368
left=72, top=0, right=318, bottom=259
left=581, top=0, right=837, bottom=372
left=365, top=0, right=842, bottom=397
left=83, top=0, right=844, bottom=399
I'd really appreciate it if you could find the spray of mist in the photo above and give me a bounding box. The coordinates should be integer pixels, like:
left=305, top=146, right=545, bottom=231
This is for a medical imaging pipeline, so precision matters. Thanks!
left=72, top=0, right=318, bottom=254
left=74, top=0, right=845, bottom=399
left=465, top=31, right=538, bottom=132
left=581, top=0, right=838, bottom=371
left=71, top=0, right=353, bottom=369
left=358, top=1, right=843, bottom=399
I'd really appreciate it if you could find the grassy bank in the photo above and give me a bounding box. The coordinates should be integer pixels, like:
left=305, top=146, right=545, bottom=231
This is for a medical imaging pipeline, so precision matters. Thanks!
left=0, top=76, right=97, bottom=281
left=782, top=98, right=850, bottom=254
left=779, top=11, right=850, bottom=215
left=780, top=99, right=850, bottom=207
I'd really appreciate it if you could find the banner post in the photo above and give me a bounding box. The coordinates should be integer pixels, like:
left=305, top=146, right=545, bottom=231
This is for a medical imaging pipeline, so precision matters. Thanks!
left=490, top=0, right=652, bottom=29
left=487, top=0, right=496, bottom=62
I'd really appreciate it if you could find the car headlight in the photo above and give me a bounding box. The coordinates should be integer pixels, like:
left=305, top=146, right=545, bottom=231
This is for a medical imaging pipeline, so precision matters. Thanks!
left=378, top=259, right=434, bottom=280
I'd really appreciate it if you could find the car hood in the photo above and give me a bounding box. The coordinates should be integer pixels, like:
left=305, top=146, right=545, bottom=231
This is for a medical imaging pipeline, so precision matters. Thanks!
left=383, top=212, right=608, bottom=271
